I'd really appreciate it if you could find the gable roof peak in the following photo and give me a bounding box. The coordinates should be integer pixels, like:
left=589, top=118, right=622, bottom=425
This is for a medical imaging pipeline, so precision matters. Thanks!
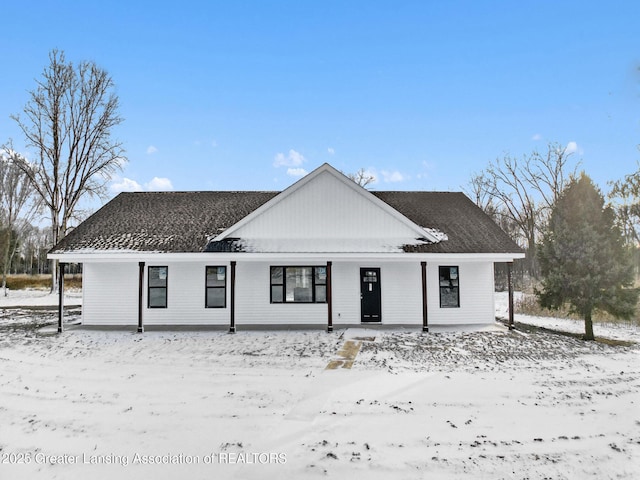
left=213, top=162, right=441, bottom=244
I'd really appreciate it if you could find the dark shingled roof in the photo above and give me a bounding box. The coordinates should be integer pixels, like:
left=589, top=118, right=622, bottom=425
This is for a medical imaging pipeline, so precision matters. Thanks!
left=51, top=190, right=522, bottom=254
left=372, top=192, right=522, bottom=254
left=51, top=191, right=278, bottom=253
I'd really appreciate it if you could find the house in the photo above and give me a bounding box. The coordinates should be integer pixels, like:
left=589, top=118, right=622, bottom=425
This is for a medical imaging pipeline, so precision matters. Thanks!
left=49, top=163, right=524, bottom=332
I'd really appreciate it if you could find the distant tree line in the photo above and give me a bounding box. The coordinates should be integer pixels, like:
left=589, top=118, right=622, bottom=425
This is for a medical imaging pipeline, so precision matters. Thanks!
left=466, top=142, right=639, bottom=338
left=466, top=142, right=640, bottom=286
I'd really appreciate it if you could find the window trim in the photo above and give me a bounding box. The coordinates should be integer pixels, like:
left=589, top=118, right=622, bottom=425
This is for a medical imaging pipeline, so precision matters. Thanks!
left=148, top=266, right=168, bottom=309
left=270, top=266, right=327, bottom=304
left=205, top=266, right=227, bottom=309
left=439, top=265, right=460, bottom=308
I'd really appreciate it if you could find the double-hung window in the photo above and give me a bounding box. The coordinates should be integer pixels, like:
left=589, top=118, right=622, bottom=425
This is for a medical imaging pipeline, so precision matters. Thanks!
left=270, top=266, right=327, bottom=303
left=439, top=266, right=460, bottom=308
left=206, top=266, right=227, bottom=308
left=148, top=266, right=168, bottom=308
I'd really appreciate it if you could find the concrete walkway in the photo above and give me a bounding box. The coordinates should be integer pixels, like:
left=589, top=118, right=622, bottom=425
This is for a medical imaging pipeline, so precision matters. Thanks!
left=325, top=330, right=378, bottom=369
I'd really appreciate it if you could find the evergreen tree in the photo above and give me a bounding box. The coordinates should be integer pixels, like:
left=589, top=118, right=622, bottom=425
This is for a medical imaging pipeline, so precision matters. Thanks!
left=537, top=174, right=638, bottom=340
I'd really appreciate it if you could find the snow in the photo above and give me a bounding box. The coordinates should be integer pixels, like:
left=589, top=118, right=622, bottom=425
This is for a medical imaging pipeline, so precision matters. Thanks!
left=0, top=295, right=638, bottom=479
left=422, top=226, right=448, bottom=242
left=235, top=237, right=435, bottom=253
left=53, top=248, right=161, bottom=254
left=0, top=289, right=82, bottom=308
left=495, top=291, right=640, bottom=343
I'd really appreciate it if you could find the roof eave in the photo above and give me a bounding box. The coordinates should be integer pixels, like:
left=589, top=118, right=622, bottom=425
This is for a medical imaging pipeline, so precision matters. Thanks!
left=48, top=251, right=526, bottom=263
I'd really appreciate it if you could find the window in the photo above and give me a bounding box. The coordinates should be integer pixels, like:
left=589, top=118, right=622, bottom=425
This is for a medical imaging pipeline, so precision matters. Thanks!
left=206, top=266, right=227, bottom=308
left=270, top=266, right=327, bottom=303
left=148, top=266, right=168, bottom=308
left=439, top=266, right=460, bottom=308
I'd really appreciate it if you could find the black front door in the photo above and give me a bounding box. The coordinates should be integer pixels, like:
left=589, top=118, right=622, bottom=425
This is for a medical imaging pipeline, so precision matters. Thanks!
left=360, top=268, right=381, bottom=323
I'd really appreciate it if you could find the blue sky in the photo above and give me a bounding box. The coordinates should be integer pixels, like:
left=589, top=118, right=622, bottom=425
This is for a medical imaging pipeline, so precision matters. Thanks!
left=1, top=1, right=638, bottom=199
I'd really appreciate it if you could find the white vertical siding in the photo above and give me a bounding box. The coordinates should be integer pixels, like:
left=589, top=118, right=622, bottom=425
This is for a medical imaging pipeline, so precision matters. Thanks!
left=427, top=261, right=495, bottom=325
left=83, top=262, right=138, bottom=325
left=231, top=171, right=419, bottom=242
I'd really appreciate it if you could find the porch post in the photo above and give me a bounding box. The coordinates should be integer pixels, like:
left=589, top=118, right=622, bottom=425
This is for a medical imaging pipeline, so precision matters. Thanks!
left=57, top=262, right=65, bottom=333
left=326, top=261, right=333, bottom=333
left=138, top=262, right=145, bottom=333
left=507, top=261, right=514, bottom=330
left=229, top=261, right=236, bottom=333
left=421, top=261, right=428, bottom=332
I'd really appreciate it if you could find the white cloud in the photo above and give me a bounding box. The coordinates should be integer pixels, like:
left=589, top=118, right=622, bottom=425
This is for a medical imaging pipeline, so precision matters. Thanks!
left=416, top=160, right=435, bottom=180
left=111, top=177, right=143, bottom=193
left=286, top=168, right=308, bottom=177
left=532, top=133, right=542, bottom=141
left=381, top=170, right=405, bottom=183
left=327, top=147, right=335, bottom=155
left=564, top=141, right=579, bottom=154
left=110, top=176, right=174, bottom=193
left=146, top=145, right=158, bottom=155
left=145, top=177, right=174, bottom=191
left=211, top=140, right=218, bottom=148
left=274, top=149, right=305, bottom=167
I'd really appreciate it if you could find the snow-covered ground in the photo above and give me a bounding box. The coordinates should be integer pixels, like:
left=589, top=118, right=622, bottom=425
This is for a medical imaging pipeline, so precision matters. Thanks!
left=495, top=291, right=640, bottom=343
left=0, top=288, right=82, bottom=308
left=0, top=295, right=638, bottom=479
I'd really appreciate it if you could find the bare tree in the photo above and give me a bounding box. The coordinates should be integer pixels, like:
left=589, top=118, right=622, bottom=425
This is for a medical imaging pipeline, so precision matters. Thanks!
left=0, top=146, right=41, bottom=295
left=465, top=171, right=497, bottom=215
left=11, top=50, right=126, bottom=290
left=346, top=168, right=377, bottom=188
left=609, top=164, right=640, bottom=246
left=526, top=143, right=578, bottom=211
left=468, top=142, right=579, bottom=278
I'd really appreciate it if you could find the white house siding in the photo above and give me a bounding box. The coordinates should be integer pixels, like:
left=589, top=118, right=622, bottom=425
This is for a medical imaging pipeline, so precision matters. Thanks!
left=234, top=260, right=422, bottom=326
left=427, top=261, right=495, bottom=325
left=229, top=170, right=422, bottom=248
left=380, top=262, right=424, bottom=325
left=330, top=262, right=360, bottom=324
left=331, top=262, right=422, bottom=325
left=235, top=261, right=327, bottom=325
left=82, top=262, right=138, bottom=326
left=144, top=261, right=230, bottom=326
left=81, top=259, right=496, bottom=327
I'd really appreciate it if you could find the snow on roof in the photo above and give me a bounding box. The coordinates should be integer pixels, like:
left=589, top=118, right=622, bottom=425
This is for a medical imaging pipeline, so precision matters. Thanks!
left=225, top=237, right=436, bottom=254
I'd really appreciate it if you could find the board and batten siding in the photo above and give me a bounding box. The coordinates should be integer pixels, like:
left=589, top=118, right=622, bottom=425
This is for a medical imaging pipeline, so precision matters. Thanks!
left=230, top=170, right=420, bottom=243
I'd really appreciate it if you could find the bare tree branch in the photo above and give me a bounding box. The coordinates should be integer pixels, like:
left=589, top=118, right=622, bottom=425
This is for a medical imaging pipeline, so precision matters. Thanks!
left=10, top=49, right=126, bottom=291
left=0, top=144, right=42, bottom=295
left=345, top=168, right=377, bottom=188
left=465, top=142, right=579, bottom=278
left=609, top=163, right=640, bottom=245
